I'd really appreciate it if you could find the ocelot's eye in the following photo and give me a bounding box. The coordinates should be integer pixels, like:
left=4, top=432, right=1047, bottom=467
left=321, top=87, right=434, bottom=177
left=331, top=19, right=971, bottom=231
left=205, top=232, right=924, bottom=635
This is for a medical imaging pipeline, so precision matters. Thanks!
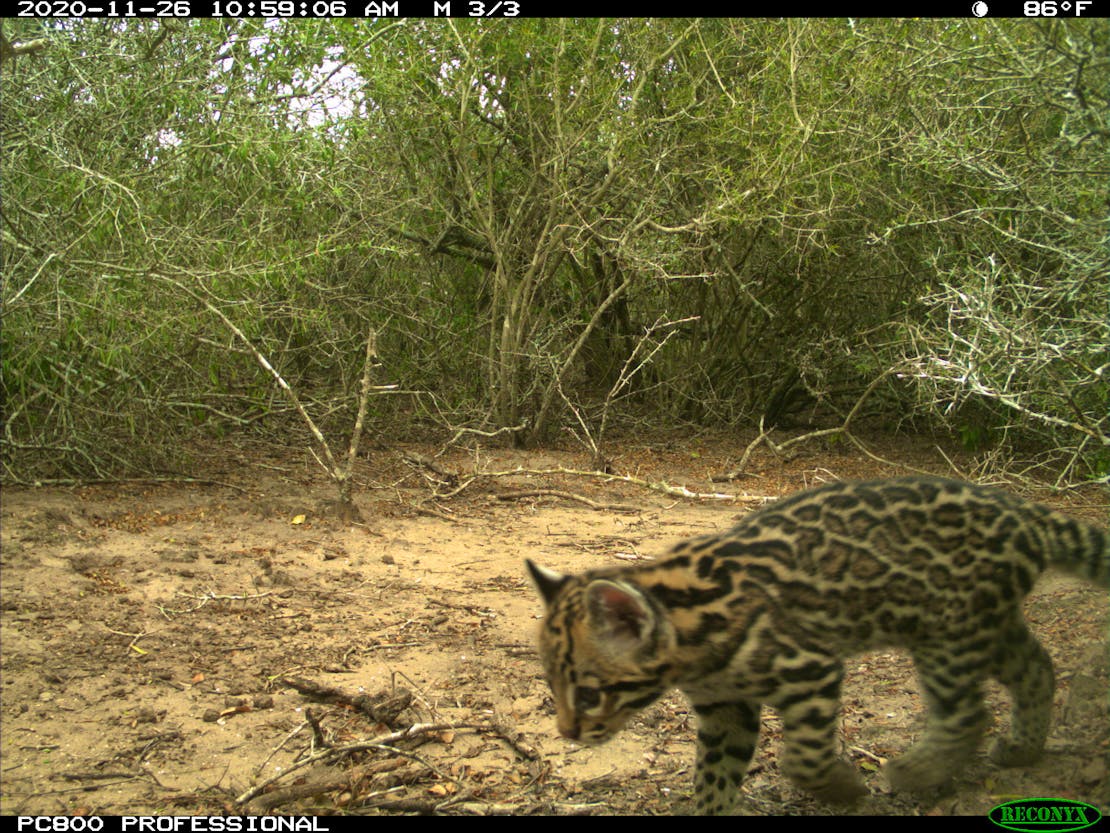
left=575, top=686, right=602, bottom=711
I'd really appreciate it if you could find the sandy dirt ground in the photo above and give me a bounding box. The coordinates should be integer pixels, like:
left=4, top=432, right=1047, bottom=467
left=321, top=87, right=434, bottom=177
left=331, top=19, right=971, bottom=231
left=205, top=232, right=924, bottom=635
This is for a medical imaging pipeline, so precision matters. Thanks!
left=1, top=433, right=1106, bottom=816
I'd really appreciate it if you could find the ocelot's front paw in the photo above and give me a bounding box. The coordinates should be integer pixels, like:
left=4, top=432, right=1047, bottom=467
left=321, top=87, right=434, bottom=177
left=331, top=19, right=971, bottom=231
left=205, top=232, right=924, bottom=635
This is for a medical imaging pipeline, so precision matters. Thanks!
left=790, top=760, right=869, bottom=805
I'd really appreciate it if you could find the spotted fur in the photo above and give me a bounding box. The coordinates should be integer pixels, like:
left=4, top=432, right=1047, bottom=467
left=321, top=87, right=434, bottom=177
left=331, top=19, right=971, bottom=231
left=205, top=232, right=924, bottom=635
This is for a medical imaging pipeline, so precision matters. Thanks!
left=526, top=476, right=1108, bottom=814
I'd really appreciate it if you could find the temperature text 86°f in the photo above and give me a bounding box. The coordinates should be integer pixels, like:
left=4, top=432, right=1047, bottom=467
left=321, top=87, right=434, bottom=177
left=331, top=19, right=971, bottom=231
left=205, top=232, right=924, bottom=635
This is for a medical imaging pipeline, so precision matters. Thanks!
left=1024, top=0, right=1092, bottom=13
left=469, top=0, right=520, bottom=14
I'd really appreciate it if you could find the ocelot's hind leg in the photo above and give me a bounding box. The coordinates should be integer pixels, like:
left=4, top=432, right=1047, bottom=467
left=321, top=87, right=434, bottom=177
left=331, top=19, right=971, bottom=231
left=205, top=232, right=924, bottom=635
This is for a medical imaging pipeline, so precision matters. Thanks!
left=987, top=618, right=1055, bottom=767
left=885, top=644, right=991, bottom=794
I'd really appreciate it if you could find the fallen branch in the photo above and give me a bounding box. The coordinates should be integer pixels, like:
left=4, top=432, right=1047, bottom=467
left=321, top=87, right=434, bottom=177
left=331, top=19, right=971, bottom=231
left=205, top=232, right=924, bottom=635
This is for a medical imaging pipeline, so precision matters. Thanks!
left=234, top=722, right=465, bottom=807
left=711, top=420, right=774, bottom=483
left=495, top=489, right=639, bottom=513
left=412, top=501, right=466, bottom=524
left=281, top=677, right=414, bottom=727
left=248, top=778, right=348, bottom=813
left=402, top=452, right=458, bottom=489
left=426, top=598, right=498, bottom=618
left=435, top=465, right=773, bottom=504
left=157, top=589, right=275, bottom=618
left=235, top=717, right=541, bottom=811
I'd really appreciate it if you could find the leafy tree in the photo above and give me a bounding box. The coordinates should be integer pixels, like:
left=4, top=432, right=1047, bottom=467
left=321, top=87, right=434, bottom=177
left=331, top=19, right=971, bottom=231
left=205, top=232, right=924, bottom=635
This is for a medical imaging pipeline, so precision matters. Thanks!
left=3, top=19, right=1105, bottom=484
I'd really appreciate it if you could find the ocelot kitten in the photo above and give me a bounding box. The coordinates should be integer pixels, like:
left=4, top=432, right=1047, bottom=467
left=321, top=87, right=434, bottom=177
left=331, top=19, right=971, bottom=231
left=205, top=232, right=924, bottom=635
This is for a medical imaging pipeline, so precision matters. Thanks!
left=526, top=476, right=1107, bottom=814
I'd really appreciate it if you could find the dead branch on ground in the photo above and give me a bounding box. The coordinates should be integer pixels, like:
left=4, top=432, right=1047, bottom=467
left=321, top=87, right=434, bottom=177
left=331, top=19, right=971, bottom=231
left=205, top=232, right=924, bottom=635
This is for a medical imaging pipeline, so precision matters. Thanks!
left=431, top=464, right=774, bottom=504
left=282, top=677, right=414, bottom=728
left=496, top=489, right=639, bottom=513
left=234, top=719, right=539, bottom=810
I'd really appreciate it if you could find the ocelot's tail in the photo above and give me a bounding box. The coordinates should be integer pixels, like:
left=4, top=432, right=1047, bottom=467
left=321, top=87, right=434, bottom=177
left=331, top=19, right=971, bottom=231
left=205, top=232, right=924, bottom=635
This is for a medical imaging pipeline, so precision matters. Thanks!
left=1044, top=511, right=1109, bottom=588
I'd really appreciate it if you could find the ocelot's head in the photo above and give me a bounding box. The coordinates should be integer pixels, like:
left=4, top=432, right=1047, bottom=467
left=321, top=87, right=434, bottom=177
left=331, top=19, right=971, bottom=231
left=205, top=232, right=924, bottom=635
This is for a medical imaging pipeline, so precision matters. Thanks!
left=525, top=559, right=672, bottom=745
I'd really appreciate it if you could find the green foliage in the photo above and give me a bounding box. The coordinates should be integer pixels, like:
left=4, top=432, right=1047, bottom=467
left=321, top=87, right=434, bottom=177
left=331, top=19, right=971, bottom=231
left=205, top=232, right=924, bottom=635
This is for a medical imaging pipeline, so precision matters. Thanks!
left=2, top=19, right=1106, bottom=481
left=959, top=423, right=995, bottom=454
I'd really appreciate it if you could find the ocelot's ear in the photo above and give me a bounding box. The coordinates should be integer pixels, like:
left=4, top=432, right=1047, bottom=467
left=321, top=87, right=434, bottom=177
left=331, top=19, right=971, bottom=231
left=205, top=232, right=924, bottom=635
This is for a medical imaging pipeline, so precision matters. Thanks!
left=525, top=559, right=567, bottom=606
left=586, top=580, right=654, bottom=650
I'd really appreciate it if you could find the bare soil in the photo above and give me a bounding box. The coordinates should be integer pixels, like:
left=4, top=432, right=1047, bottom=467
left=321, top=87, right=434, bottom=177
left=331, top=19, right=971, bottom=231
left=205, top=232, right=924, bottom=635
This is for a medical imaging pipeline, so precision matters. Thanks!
left=2, top=433, right=1106, bottom=817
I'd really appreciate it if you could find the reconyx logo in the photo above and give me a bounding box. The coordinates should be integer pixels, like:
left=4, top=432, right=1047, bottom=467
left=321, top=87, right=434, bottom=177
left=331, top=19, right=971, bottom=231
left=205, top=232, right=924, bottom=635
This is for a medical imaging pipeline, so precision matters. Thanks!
left=989, top=798, right=1102, bottom=832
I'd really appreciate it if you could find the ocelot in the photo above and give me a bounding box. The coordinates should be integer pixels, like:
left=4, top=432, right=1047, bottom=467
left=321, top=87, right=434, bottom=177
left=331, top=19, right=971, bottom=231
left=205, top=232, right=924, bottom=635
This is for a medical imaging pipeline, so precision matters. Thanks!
left=526, top=476, right=1107, bottom=814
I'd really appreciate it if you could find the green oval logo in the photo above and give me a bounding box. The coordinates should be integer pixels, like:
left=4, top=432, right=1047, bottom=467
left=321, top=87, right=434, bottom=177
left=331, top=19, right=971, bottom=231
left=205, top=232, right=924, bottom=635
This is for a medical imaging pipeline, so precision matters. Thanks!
left=989, top=798, right=1102, bottom=833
